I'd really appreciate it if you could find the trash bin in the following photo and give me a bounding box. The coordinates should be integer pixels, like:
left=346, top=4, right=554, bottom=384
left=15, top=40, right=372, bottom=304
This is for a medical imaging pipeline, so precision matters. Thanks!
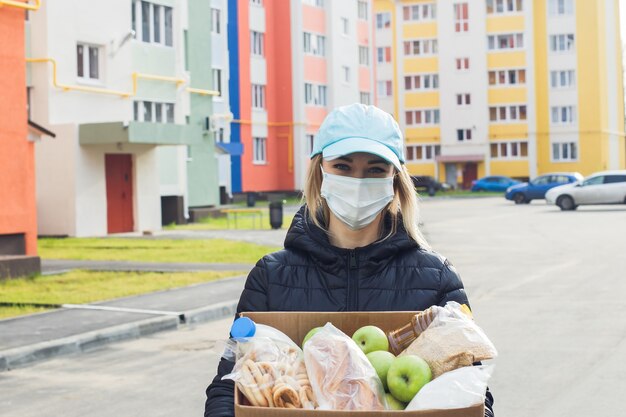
left=269, top=201, right=283, bottom=229
left=246, top=192, right=256, bottom=207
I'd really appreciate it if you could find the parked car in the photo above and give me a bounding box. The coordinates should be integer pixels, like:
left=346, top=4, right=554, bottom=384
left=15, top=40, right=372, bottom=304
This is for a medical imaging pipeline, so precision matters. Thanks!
left=471, top=176, right=520, bottom=192
left=545, top=170, right=626, bottom=210
left=505, top=172, right=583, bottom=204
left=411, top=176, right=451, bottom=196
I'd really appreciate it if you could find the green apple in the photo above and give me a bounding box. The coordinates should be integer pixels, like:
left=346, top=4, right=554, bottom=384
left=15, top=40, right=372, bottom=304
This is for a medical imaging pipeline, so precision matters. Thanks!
left=302, top=327, right=322, bottom=347
left=387, top=355, right=432, bottom=403
left=352, top=325, right=389, bottom=354
left=366, top=350, right=395, bottom=391
left=385, top=392, right=407, bottom=410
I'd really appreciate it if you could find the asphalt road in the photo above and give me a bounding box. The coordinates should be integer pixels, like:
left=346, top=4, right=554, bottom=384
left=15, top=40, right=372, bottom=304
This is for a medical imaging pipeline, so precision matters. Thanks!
left=2, top=197, right=626, bottom=417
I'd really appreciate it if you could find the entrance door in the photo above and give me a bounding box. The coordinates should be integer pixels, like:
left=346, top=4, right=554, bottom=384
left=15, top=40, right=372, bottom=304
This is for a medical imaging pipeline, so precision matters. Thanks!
left=105, top=154, right=134, bottom=234
left=463, top=163, right=478, bottom=190
left=445, top=164, right=458, bottom=189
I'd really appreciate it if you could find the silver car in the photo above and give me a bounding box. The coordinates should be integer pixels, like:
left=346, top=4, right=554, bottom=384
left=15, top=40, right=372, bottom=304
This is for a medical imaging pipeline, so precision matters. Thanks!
left=545, top=170, right=626, bottom=211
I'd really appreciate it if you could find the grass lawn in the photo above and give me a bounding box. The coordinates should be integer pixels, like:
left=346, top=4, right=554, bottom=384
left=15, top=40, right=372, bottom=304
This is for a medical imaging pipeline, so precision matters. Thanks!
left=38, top=238, right=280, bottom=264
left=166, top=212, right=295, bottom=231
left=0, top=269, right=242, bottom=320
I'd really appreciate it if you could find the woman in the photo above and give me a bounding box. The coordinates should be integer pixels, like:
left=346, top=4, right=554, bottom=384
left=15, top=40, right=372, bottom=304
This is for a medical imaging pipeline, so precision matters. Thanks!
left=204, top=104, right=494, bottom=416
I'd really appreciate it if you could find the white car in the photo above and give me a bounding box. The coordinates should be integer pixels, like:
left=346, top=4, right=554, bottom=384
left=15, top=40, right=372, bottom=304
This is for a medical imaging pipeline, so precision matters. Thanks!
left=545, top=170, right=626, bottom=210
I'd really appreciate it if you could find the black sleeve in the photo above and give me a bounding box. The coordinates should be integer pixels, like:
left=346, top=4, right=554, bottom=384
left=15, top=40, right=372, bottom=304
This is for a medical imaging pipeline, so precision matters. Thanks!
left=437, top=258, right=469, bottom=308
left=203, top=258, right=269, bottom=417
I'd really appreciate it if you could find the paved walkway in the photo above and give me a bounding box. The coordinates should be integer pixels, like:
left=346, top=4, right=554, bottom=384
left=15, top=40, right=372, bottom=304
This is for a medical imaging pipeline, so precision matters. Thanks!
left=42, top=259, right=254, bottom=275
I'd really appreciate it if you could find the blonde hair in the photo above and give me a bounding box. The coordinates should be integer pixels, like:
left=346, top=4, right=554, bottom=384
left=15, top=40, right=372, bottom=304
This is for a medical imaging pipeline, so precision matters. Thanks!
left=303, top=154, right=431, bottom=249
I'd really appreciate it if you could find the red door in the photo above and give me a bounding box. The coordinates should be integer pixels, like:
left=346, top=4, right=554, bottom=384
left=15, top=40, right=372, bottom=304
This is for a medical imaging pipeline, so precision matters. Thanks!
left=105, top=154, right=134, bottom=234
left=463, top=163, right=478, bottom=190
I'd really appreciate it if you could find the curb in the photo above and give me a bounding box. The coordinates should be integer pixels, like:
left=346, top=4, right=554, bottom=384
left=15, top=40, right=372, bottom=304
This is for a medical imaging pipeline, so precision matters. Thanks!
left=0, top=299, right=238, bottom=372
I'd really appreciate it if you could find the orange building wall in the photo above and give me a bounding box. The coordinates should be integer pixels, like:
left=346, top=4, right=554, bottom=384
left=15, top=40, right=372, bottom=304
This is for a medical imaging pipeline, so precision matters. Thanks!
left=0, top=7, right=38, bottom=256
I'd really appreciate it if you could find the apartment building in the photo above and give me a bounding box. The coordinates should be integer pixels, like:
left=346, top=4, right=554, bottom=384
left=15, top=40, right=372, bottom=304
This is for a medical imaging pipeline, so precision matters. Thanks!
left=374, top=0, right=625, bottom=188
left=29, top=0, right=219, bottom=236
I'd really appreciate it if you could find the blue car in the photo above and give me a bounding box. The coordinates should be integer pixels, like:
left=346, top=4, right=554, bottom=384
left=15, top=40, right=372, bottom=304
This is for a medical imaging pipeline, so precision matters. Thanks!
left=505, top=172, right=583, bottom=204
left=471, top=176, right=520, bottom=192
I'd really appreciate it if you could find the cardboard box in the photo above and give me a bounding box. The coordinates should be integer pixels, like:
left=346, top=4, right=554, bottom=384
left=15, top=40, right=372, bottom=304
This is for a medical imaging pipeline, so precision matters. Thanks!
left=235, top=311, right=485, bottom=417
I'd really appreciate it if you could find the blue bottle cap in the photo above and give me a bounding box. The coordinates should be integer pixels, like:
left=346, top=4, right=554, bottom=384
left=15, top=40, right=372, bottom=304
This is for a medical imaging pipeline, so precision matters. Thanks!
left=230, top=317, right=256, bottom=338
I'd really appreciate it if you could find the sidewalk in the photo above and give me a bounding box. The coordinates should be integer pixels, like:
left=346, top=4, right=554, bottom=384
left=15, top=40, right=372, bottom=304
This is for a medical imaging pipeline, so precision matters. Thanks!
left=0, top=274, right=247, bottom=371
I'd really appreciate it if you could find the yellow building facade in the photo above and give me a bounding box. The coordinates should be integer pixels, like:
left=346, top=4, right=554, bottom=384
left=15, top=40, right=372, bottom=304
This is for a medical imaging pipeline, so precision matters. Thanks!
left=374, top=0, right=625, bottom=188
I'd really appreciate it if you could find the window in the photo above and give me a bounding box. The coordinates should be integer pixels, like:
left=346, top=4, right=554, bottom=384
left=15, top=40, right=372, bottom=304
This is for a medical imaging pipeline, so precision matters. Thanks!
left=134, top=100, right=175, bottom=123
left=456, top=93, right=471, bottom=106
left=252, top=84, right=266, bottom=109
left=489, top=105, right=527, bottom=122
left=134, top=2, right=173, bottom=46
left=303, top=33, right=326, bottom=56
left=377, top=80, right=393, bottom=97
left=215, top=128, right=225, bottom=143
left=454, top=3, right=469, bottom=32
left=251, top=31, right=265, bottom=56
left=342, top=66, right=350, bottom=83
left=488, top=69, right=526, bottom=86
left=253, top=137, right=267, bottom=163
left=402, top=3, right=436, bottom=21
left=490, top=141, right=528, bottom=159
left=550, top=70, right=575, bottom=88
left=549, top=0, right=573, bottom=15
left=486, top=0, right=523, bottom=14
left=403, top=39, right=438, bottom=56
left=550, top=34, right=575, bottom=52
left=487, top=33, right=524, bottom=50
left=360, top=92, right=371, bottom=105
left=212, top=69, right=222, bottom=97
left=404, top=74, right=439, bottom=91
left=457, top=129, right=472, bottom=141
left=358, top=1, right=368, bottom=20
left=376, top=12, right=391, bottom=29
left=302, top=0, right=323, bottom=6
left=377, top=47, right=391, bottom=63
left=604, top=175, right=626, bottom=184
left=341, top=17, right=349, bottom=35
left=405, top=144, right=441, bottom=162
left=456, top=57, right=470, bottom=71
left=359, top=46, right=369, bottom=65
left=304, top=83, right=327, bottom=106
left=211, top=8, right=221, bottom=34
left=77, top=43, right=100, bottom=80
left=552, top=142, right=577, bottom=161
left=405, top=109, right=440, bottom=126
left=550, top=106, right=576, bottom=124
left=250, top=0, right=262, bottom=5
left=306, top=134, right=315, bottom=154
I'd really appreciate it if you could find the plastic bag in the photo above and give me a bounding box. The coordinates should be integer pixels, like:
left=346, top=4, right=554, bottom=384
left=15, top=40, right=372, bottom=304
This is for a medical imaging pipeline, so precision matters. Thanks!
left=222, top=336, right=316, bottom=409
left=405, top=365, right=494, bottom=411
left=303, top=322, right=387, bottom=411
left=401, top=301, right=497, bottom=378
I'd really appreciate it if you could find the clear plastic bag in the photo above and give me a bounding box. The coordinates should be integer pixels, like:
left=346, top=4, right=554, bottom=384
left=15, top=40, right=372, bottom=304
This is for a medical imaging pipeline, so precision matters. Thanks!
left=303, top=322, right=387, bottom=411
left=401, top=301, right=497, bottom=378
left=405, top=365, right=494, bottom=411
left=222, top=337, right=316, bottom=409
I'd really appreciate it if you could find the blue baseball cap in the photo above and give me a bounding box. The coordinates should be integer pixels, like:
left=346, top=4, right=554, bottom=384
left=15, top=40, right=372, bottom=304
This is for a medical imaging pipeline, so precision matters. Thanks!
left=310, top=103, right=405, bottom=170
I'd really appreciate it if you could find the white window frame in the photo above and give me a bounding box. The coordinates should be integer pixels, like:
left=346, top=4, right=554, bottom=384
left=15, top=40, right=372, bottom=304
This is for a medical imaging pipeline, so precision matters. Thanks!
left=405, top=109, right=441, bottom=126
left=76, top=43, right=101, bottom=83
left=302, top=0, right=323, bottom=6
left=550, top=70, right=575, bottom=89
left=456, top=129, right=472, bottom=141
left=489, top=104, right=528, bottom=123
left=376, top=12, right=391, bottom=29
left=306, top=134, right=315, bottom=154
left=402, top=3, right=437, bottom=22
left=358, top=0, right=368, bottom=20
left=252, top=84, right=266, bottom=109
left=454, top=3, right=469, bottom=33
left=304, top=83, right=327, bottom=107
left=403, top=39, right=438, bottom=57
left=251, top=31, right=265, bottom=56
left=359, top=46, right=369, bottom=66
left=551, top=141, right=578, bottom=162
left=377, top=80, right=393, bottom=98
left=377, top=46, right=391, bottom=64
left=456, top=57, right=470, bottom=72
left=486, top=0, right=523, bottom=14
left=303, top=32, right=325, bottom=56
left=342, top=66, right=350, bottom=83
left=488, top=68, right=527, bottom=86
left=359, top=92, right=371, bottom=105
left=134, top=100, right=175, bottom=123
left=549, top=0, right=574, bottom=16
left=549, top=34, right=575, bottom=53
left=134, top=1, right=173, bottom=47
left=405, top=144, right=441, bottom=162
left=211, top=8, right=221, bottom=34
left=212, top=68, right=222, bottom=98
left=456, top=93, right=471, bottom=107
left=250, top=0, right=263, bottom=5
left=341, top=17, right=349, bottom=35
left=491, top=140, right=529, bottom=159
left=550, top=105, right=576, bottom=125
left=404, top=73, right=439, bottom=91
left=487, top=33, right=524, bottom=51
left=253, top=136, right=267, bottom=164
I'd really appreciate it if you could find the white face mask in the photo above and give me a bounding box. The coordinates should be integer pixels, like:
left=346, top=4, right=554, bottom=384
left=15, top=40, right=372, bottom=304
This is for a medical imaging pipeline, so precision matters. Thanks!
left=320, top=168, right=395, bottom=230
